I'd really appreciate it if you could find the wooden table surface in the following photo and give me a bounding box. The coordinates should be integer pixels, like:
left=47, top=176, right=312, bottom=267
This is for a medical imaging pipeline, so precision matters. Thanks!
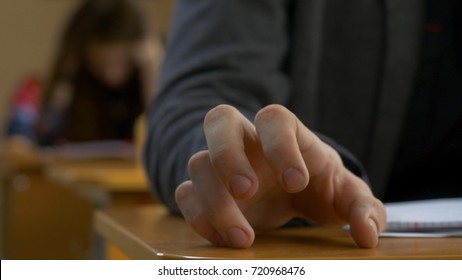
left=45, top=159, right=148, bottom=192
left=94, top=205, right=462, bottom=260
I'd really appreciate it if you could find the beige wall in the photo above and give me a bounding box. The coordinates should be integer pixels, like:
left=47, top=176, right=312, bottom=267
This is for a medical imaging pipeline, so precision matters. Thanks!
left=0, top=0, right=175, bottom=147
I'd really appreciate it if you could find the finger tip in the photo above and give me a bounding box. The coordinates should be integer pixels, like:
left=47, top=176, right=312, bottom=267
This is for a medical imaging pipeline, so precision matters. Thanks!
left=226, top=227, right=254, bottom=249
left=350, top=218, right=380, bottom=249
left=358, top=236, right=379, bottom=249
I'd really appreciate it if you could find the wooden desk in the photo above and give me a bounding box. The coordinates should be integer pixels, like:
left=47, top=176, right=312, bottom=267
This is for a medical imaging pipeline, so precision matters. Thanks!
left=45, top=159, right=153, bottom=209
left=0, top=164, right=9, bottom=259
left=44, top=159, right=154, bottom=259
left=45, top=160, right=148, bottom=192
left=1, top=152, right=46, bottom=259
left=1, top=165, right=94, bottom=259
left=1, top=143, right=152, bottom=259
left=94, top=205, right=462, bottom=260
left=45, top=158, right=156, bottom=259
left=1, top=157, right=149, bottom=259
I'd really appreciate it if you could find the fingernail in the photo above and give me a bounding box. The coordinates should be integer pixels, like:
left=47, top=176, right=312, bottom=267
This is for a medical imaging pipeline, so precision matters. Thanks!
left=368, top=218, right=378, bottom=236
left=229, top=175, right=252, bottom=198
left=283, top=167, right=306, bottom=192
left=226, top=227, right=249, bottom=248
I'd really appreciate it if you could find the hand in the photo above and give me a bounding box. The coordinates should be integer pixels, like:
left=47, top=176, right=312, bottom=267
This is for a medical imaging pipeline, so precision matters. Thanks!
left=175, top=104, right=387, bottom=249
left=134, top=37, right=163, bottom=103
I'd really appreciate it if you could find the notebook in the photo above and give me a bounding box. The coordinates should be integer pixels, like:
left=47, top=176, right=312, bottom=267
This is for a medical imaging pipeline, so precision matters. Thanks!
left=381, top=198, right=462, bottom=238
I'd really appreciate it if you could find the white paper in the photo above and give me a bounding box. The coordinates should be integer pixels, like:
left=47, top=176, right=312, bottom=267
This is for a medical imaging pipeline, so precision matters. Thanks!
left=381, top=198, right=462, bottom=238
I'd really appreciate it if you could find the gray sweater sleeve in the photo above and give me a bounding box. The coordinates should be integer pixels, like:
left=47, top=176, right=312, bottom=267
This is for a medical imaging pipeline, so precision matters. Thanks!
left=144, top=0, right=367, bottom=214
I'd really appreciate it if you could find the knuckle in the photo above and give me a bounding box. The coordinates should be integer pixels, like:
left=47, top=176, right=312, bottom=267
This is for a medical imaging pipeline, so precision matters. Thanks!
left=332, top=167, right=346, bottom=188
left=187, top=151, right=209, bottom=175
left=209, top=145, right=231, bottom=167
left=327, top=144, right=343, bottom=162
left=204, top=104, right=237, bottom=128
left=261, top=139, right=285, bottom=158
left=175, top=182, right=192, bottom=205
left=255, top=104, right=289, bottom=125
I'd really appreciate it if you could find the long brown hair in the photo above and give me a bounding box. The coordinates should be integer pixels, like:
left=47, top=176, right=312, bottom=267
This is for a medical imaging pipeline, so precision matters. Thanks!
left=39, top=0, right=151, bottom=144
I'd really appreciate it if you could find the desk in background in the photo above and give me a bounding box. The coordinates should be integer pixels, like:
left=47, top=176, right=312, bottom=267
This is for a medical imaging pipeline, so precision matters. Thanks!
left=94, top=205, right=462, bottom=260
left=43, top=158, right=155, bottom=259
left=45, top=159, right=152, bottom=208
left=1, top=145, right=153, bottom=259
left=1, top=158, right=94, bottom=259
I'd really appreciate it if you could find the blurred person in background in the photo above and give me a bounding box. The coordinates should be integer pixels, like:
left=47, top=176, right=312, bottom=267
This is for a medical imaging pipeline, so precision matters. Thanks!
left=5, top=0, right=162, bottom=157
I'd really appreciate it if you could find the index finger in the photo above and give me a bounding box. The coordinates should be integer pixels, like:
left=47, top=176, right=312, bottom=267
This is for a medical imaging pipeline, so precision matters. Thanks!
left=203, top=105, right=259, bottom=199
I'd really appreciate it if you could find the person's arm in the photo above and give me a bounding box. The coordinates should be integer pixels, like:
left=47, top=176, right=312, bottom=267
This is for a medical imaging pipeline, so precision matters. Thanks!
left=145, top=0, right=369, bottom=213
left=36, top=80, right=73, bottom=146
left=4, top=77, right=42, bottom=164
left=134, top=36, right=164, bottom=105
left=144, top=0, right=385, bottom=249
left=144, top=0, right=292, bottom=213
left=5, top=77, right=42, bottom=142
